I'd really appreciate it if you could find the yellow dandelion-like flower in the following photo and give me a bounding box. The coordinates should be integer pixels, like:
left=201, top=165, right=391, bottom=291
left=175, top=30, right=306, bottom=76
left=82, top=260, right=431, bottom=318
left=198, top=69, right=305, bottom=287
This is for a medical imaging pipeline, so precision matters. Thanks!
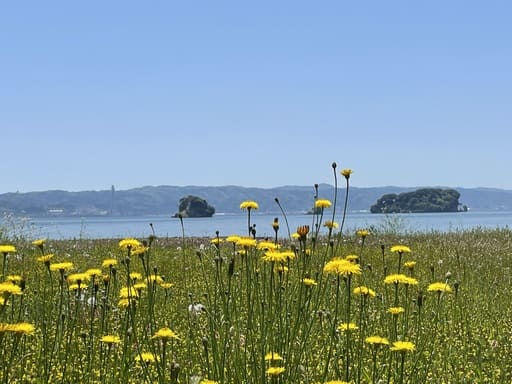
left=390, top=340, right=415, bottom=352
left=159, top=282, right=174, bottom=289
left=257, top=241, right=279, bottom=251
left=135, top=352, right=158, bottom=363
left=341, top=169, right=353, bottom=179
left=133, top=282, right=147, bottom=291
left=236, top=237, right=257, bottom=248
left=353, top=286, right=376, bottom=298
left=0, top=297, right=6, bottom=306
left=427, top=282, right=453, bottom=293
left=262, top=251, right=288, bottom=263
left=200, top=380, right=219, bottom=384
left=147, top=274, right=164, bottom=284
left=264, top=351, right=283, bottom=361
left=131, top=246, right=149, bottom=256
left=275, top=265, right=288, bottom=274
left=6, top=275, right=23, bottom=283
left=102, top=258, right=118, bottom=268
left=86, top=268, right=102, bottom=278
left=324, top=258, right=362, bottom=276
left=323, top=220, right=339, bottom=229
left=325, top=381, right=351, bottom=384
left=129, top=272, right=143, bottom=281
left=31, top=238, right=46, bottom=247
left=152, top=327, right=180, bottom=341
left=100, top=335, right=121, bottom=344
left=345, top=254, right=359, bottom=263
left=383, top=274, right=410, bottom=285
left=365, top=336, right=390, bottom=346
left=266, top=366, right=285, bottom=376
left=226, top=235, right=241, bottom=243
left=315, top=199, right=332, bottom=209
left=0, top=282, right=22, bottom=295
left=49, top=262, right=74, bottom=273
left=67, top=273, right=90, bottom=284
left=291, top=232, right=300, bottom=239
left=403, top=276, right=419, bottom=286
left=119, top=286, right=139, bottom=299
left=118, top=238, right=142, bottom=251
left=118, top=298, right=130, bottom=308
left=210, top=238, right=223, bottom=245
left=69, top=283, right=88, bottom=291
left=391, top=245, right=411, bottom=254
left=37, top=254, right=54, bottom=263
left=338, top=322, right=358, bottom=332
left=388, top=306, right=405, bottom=315
left=0, top=245, right=16, bottom=254
left=356, top=229, right=369, bottom=238
left=302, top=278, right=317, bottom=287
left=404, top=261, right=416, bottom=270
left=240, top=200, right=259, bottom=210
left=0, top=322, right=35, bottom=335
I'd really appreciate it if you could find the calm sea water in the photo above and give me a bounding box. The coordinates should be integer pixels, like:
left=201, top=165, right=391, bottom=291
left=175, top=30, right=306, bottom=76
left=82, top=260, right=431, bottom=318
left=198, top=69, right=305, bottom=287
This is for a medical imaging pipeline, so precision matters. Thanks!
left=4, top=211, right=512, bottom=240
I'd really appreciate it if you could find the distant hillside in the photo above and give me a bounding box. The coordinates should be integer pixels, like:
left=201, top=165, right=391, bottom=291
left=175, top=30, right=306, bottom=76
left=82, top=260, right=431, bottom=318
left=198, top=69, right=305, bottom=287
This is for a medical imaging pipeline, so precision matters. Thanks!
left=0, top=185, right=511, bottom=217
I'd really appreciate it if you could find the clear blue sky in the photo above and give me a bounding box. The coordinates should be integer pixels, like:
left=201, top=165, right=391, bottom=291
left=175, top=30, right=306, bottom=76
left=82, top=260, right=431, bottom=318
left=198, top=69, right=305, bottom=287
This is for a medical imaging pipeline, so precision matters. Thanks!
left=1, top=1, right=511, bottom=193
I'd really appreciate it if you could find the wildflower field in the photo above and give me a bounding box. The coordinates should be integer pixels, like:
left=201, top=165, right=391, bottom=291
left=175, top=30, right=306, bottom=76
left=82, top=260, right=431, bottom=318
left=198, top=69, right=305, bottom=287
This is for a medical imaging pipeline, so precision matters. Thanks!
left=1, top=167, right=512, bottom=383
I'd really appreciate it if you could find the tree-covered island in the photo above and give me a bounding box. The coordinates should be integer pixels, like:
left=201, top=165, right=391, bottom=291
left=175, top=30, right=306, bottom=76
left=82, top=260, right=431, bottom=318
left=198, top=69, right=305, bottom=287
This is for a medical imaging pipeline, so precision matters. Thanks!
left=370, top=188, right=467, bottom=213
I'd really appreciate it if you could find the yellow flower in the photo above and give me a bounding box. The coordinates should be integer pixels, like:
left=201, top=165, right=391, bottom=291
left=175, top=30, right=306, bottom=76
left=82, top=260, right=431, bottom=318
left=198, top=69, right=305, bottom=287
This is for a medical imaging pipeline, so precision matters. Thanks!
left=31, top=238, right=46, bottom=247
left=152, top=327, right=180, bottom=341
left=390, top=340, right=415, bottom=352
left=403, top=276, right=419, bottom=286
left=353, top=286, right=376, bottom=298
left=69, top=283, right=88, bottom=291
left=341, top=169, right=353, bottom=179
left=200, top=380, right=219, bottom=384
left=0, top=282, right=22, bottom=295
left=100, top=335, right=121, bottom=344
left=0, top=322, right=35, bottom=335
left=291, top=232, right=300, bottom=239
left=338, top=322, right=358, bottom=332
left=296, top=225, right=310, bottom=238
left=210, top=238, right=223, bottom=245
left=133, top=282, right=147, bottom=291
left=388, top=306, right=405, bottom=315
left=226, top=235, right=241, bottom=243
left=236, top=237, right=257, bottom=248
left=427, top=282, right=453, bottom=293
left=315, top=199, right=332, bottom=209
left=135, top=352, right=158, bottom=363
left=356, top=229, right=369, bottom=238
left=257, top=241, right=279, bottom=251
left=129, top=272, right=143, bottom=281
left=67, top=273, right=90, bottom=284
left=262, top=251, right=288, bottom=263
left=265, top=351, right=284, bottom=361
left=365, top=336, right=390, bottom=346
left=302, top=278, right=317, bottom=287
left=325, top=381, right=351, bottom=384
left=323, top=220, right=339, bottom=229
left=324, top=258, right=362, bottom=276
left=49, top=262, right=74, bottom=273
left=86, top=269, right=102, bottom=278
left=131, top=245, right=149, bottom=256
left=37, top=254, right=54, bottom=263
left=0, top=245, right=16, bottom=254
left=266, top=367, right=285, bottom=376
left=240, top=200, right=259, bottom=210
left=118, top=298, right=130, bottom=308
left=118, top=238, right=142, bottom=251
left=383, top=274, right=410, bottom=285
left=404, top=261, right=416, bottom=270
left=119, top=286, right=139, bottom=299
left=390, top=245, right=411, bottom=254
left=6, top=275, right=23, bottom=284
left=147, top=274, right=164, bottom=284
left=159, top=282, right=174, bottom=289
left=345, top=254, right=359, bottom=263
left=102, top=258, right=118, bottom=268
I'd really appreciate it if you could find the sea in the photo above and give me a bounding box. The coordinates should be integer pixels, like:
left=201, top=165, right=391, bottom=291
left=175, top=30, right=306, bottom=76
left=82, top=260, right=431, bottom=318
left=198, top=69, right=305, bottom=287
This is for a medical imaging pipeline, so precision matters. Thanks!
left=3, top=210, right=512, bottom=240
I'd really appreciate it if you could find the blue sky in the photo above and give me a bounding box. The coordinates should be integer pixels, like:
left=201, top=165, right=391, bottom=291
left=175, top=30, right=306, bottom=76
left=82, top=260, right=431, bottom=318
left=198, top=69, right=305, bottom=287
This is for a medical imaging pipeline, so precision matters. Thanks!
left=1, top=1, right=511, bottom=193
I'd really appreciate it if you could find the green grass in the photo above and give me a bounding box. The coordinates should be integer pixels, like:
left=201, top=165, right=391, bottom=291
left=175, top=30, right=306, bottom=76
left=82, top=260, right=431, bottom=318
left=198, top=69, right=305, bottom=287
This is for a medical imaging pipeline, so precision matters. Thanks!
left=1, top=226, right=512, bottom=383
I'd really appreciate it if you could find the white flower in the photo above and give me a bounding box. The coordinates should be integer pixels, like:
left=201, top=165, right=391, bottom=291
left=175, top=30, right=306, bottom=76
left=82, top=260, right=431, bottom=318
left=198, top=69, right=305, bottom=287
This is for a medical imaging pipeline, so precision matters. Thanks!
left=188, top=303, right=205, bottom=316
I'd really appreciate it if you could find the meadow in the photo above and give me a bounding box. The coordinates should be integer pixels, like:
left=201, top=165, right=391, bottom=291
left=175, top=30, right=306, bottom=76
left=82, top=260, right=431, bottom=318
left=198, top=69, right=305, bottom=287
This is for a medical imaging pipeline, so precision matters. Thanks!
left=1, top=167, right=512, bottom=383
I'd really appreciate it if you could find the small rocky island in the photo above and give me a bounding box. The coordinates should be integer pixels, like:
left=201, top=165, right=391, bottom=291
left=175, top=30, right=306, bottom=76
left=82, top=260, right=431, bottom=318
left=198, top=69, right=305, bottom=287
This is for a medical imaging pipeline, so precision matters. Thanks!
left=174, top=195, right=215, bottom=218
left=370, top=188, right=467, bottom=213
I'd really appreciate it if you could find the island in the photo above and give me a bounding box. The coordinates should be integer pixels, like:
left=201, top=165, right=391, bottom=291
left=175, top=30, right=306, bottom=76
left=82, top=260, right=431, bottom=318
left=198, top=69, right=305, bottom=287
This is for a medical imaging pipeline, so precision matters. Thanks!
left=174, top=195, right=215, bottom=218
left=370, top=188, right=467, bottom=213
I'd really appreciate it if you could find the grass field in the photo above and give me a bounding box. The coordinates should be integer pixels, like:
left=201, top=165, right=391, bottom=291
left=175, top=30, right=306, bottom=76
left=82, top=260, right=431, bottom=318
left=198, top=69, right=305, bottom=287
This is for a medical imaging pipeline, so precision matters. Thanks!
left=1, top=171, right=512, bottom=383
